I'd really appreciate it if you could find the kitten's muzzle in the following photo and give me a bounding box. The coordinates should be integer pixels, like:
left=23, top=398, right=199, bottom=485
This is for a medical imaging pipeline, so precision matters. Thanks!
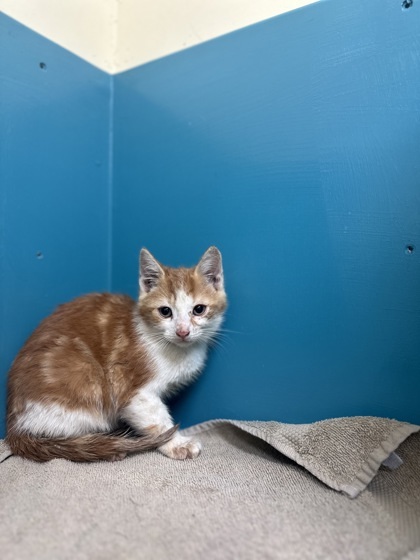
left=176, top=328, right=190, bottom=341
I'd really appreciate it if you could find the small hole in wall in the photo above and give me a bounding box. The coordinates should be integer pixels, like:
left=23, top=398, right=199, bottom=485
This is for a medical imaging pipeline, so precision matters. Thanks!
left=405, top=245, right=415, bottom=255
left=402, top=0, right=413, bottom=9
left=36, top=251, right=44, bottom=259
left=39, top=62, right=47, bottom=70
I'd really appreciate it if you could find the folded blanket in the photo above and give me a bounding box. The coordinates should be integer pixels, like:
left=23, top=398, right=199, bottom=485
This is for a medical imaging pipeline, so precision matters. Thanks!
left=1, top=416, right=419, bottom=560
left=183, top=416, right=420, bottom=497
left=1, top=416, right=418, bottom=497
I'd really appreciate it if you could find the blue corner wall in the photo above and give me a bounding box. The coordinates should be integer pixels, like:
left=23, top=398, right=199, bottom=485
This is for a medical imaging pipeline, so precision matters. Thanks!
left=113, top=0, right=420, bottom=426
left=1, top=0, right=420, bottom=438
left=0, top=15, right=112, bottom=436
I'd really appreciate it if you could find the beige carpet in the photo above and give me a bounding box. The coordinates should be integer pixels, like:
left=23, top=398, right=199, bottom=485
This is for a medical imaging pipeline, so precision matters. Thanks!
left=1, top=417, right=419, bottom=559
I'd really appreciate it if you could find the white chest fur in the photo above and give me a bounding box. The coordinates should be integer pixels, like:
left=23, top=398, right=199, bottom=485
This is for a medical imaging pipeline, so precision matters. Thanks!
left=142, top=336, right=208, bottom=395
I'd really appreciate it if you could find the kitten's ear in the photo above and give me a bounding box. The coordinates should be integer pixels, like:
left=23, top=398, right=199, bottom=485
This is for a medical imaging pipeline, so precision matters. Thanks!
left=197, top=246, right=224, bottom=290
left=139, top=249, right=164, bottom=293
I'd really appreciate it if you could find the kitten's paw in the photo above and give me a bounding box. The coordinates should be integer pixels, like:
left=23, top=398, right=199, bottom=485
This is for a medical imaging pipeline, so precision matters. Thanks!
left=158, top=435, right=202, bottom=460
left=109, top=452, right=127, bottom=462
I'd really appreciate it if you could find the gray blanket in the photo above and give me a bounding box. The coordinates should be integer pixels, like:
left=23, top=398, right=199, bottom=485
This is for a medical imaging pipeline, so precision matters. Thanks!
left=1, top=416, right=419, bottom=559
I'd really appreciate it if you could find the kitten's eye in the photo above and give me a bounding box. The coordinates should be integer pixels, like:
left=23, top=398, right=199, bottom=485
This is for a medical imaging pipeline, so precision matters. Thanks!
left=158, top=306, right=173, bottom=318
left=193, top=304, right=207, bottom=316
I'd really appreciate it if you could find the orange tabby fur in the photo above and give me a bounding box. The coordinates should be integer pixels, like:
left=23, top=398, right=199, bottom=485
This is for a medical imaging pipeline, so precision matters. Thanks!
left=6, top=247, right=226, bottom=462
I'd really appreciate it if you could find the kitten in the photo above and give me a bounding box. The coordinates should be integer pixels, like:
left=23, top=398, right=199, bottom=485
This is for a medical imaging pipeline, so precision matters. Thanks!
left=6, top=247, right=227, bottom=462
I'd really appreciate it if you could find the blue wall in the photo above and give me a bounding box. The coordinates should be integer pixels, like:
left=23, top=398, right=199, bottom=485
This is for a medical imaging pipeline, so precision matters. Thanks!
left=113, top=0, right=420, bottom=426
left=1, top=0, right=420, bottom=438
left=0, top=15, right=112, bottom=436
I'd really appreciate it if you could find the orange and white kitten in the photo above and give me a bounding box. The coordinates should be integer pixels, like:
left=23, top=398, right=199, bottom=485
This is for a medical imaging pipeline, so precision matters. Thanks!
left=6, top=247, right=227, bottom=462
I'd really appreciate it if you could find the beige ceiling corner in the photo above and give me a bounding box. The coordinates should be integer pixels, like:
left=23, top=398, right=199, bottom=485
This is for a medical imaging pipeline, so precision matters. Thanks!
left=0, top=0, right=318, bottom=73
left=0, top=0, right=119, bottom=72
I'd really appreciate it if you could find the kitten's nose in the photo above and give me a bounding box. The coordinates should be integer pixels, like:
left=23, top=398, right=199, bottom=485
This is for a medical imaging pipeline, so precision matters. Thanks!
left=176, top=328, right=190, bottom=340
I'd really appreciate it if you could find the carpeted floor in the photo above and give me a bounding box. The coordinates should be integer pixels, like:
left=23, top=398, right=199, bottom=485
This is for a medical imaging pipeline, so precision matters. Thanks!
left=1, top=417, right=419, bottom=559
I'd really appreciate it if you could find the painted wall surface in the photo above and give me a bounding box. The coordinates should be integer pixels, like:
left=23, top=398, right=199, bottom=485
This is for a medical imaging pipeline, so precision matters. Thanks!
left=0, top=14, right=112, bottom=436
left=113, top=0, right=420, bottom=426
left=1, top=0, right=419, bottom=437
left=0, top=0, right=318, bottom=72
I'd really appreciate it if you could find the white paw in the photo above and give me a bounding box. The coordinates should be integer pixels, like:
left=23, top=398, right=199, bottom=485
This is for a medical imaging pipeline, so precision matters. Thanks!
left=158, top=435, right=202, bottom=460
left=109, top=452, right=127, bottom=462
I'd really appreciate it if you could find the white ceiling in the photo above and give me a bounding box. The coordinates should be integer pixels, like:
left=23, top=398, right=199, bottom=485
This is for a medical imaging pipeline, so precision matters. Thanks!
left=0, top=0, right=319, bottom=73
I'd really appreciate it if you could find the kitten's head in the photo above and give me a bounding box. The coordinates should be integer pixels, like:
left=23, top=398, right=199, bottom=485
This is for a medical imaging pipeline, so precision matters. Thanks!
left=138, top=247, right=227, bottom=347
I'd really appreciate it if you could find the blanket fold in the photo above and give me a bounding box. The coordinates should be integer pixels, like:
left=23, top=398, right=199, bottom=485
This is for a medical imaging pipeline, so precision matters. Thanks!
left=183, top=416, right=419, bottom=497
left=2, top=416, right=418, bottom=498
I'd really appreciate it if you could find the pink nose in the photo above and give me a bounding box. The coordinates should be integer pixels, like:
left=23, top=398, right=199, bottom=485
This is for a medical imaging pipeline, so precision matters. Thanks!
left=176, top=328, right=190, bottom=340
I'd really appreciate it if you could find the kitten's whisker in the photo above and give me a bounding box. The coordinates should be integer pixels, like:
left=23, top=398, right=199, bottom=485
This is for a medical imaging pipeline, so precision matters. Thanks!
left=207, top=338, right=229, bottom=356
left=216, top=328, right=245, bottom=335
left=204, top=330, right=233, bottom=350
left=203, top=330, right=233, bottom=345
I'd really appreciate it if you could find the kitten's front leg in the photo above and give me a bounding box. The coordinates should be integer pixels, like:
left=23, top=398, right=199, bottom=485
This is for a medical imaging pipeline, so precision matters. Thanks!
left=121, top=389, right=201, bottom=460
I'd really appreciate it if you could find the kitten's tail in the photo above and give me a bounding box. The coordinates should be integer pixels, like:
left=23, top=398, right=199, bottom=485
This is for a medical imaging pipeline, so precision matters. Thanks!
left=6, top=426, right=178, bottom=463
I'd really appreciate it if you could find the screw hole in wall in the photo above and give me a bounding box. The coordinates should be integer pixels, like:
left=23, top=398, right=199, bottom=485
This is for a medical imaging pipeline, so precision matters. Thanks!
left=36, top=251, right=44, bottom=259
left=402, top=0, right=413, bottom=9
left=39, top=62, right=47, bottom=70
left=405, top=245, right=415, bottom=255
